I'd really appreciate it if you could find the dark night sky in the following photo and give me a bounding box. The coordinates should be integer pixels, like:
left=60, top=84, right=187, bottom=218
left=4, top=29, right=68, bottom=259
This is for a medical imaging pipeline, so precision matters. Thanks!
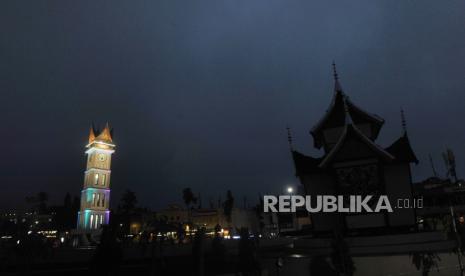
left=1, top=1, right=464, bottom=211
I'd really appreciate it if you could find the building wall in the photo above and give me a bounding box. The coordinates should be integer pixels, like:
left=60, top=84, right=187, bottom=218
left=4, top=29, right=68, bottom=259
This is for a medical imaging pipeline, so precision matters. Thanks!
left=383, top=163, right=416, bottom=227
left=155, top=206, right=259, bottom=233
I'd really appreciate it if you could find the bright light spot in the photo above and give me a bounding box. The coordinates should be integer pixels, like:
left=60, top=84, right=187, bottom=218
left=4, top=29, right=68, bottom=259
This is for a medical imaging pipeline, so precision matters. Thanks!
left=289, top=254, right=306, bottom=258
left=287, top=187, right=294, bottom=194
left=17, top=240, right=20, bottom=245
left=60, top=237, right=65, bottom=243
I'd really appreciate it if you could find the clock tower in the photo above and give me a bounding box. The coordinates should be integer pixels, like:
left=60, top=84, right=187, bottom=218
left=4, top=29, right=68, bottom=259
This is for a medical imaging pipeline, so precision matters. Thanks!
left=77, top=123, right=115, bottom=230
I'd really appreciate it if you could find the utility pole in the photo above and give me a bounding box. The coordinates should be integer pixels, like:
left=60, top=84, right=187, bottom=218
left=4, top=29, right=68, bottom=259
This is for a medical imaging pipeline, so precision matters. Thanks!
left=450, top=203, right=464, bottom=275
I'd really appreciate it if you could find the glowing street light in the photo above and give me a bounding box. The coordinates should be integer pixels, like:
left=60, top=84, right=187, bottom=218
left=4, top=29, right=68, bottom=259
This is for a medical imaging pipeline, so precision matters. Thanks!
left=287, top=187, right=294, bottom=194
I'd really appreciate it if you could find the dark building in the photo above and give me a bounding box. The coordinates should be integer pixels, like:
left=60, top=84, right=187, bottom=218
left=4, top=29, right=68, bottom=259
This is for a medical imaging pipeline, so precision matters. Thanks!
left=291, top=65, right=419, bottom=234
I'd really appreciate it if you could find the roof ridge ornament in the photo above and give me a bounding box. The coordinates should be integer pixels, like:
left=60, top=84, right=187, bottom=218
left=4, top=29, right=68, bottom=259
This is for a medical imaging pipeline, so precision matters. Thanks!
left=401, top=108, right=407, bottom=136
left=286, top=125, right=294, bottom=151
left=332, top=61, right=343, bottom=93
left=332, top=61, right=338, bottom=80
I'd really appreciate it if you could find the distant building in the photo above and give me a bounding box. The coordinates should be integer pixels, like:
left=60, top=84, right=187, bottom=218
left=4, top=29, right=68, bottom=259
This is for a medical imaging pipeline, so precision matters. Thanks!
left=155, top=204, right=259, bottom=236
left=77, top=124, right=115, bottom=230
left=291, top=65, right=419, bottom=234
left=0, top=211, right=53, bottom=231
left=155, top=204, right=189, bottom=225
left=191, top=207, right=259, bottom=234
left=414, top=177, right=465, bottom=229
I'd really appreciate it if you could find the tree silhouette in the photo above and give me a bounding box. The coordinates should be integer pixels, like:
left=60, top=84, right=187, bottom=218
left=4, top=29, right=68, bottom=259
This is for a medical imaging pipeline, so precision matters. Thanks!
left=37, top=192, right=48, bottom=213
left=118, top=189, right=138, bottom=214
left=25, top=192, right=49, bottom=214
left=223, top=190, right=234, bottom=223
left=64, top=192, right=72, bottom=208
left=72, top=196, right=80, bottom=210
left=116, top=190, right=138, bottom=235
left=182, top=188, right=197, bottom=209
left=53, top=192, right=78, bottom=230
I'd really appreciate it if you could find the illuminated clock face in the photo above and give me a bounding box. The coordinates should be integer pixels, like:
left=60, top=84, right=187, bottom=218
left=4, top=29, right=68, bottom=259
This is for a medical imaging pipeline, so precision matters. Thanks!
left=98, top=154, right=106, bottom=162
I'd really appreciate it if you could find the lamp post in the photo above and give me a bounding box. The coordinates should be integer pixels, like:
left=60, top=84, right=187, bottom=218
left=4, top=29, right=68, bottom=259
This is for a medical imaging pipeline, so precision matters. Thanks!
left=286, top=186, right=296, bottom=230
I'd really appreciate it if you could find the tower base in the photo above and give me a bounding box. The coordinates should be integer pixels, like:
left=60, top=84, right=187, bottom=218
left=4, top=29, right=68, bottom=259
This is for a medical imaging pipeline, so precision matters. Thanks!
left=70, top=228, right=103, bottom=247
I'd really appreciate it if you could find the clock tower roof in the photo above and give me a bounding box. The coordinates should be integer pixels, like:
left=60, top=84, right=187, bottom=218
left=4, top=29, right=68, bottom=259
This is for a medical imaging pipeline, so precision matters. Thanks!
left=88, top=123, right=114, bottom=146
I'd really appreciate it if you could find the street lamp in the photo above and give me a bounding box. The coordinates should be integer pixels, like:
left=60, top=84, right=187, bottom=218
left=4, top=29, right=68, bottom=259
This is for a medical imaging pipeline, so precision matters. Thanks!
left=287, top=186, right=294, bottom=194
left=286, top=186, right=296, bottom=231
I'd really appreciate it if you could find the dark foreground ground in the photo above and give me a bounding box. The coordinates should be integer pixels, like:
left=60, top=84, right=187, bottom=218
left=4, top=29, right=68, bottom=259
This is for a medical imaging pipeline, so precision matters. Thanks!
left=2, top=255, right=241, bottom=276
left=0, top=239, right=290, bottom=276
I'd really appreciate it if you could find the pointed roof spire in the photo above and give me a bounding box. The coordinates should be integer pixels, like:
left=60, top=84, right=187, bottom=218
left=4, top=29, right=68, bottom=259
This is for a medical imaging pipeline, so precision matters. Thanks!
left=401, top=108, right=407, bottom=136
left=332, top=61, right=338, bottom=80
left=88, top=126, right=96, bottom=144
left=94, top=122, right=113, bottom=143
left=286, top=125, right=294, bottom=151
left=332, top=61, right=343, bottom=92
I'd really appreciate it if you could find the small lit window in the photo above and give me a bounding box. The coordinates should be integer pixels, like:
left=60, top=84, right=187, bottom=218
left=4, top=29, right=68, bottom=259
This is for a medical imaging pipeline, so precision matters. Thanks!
left=101, top=174, right=106, bottom=186
left=94, top=174, right=99, bottom=185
